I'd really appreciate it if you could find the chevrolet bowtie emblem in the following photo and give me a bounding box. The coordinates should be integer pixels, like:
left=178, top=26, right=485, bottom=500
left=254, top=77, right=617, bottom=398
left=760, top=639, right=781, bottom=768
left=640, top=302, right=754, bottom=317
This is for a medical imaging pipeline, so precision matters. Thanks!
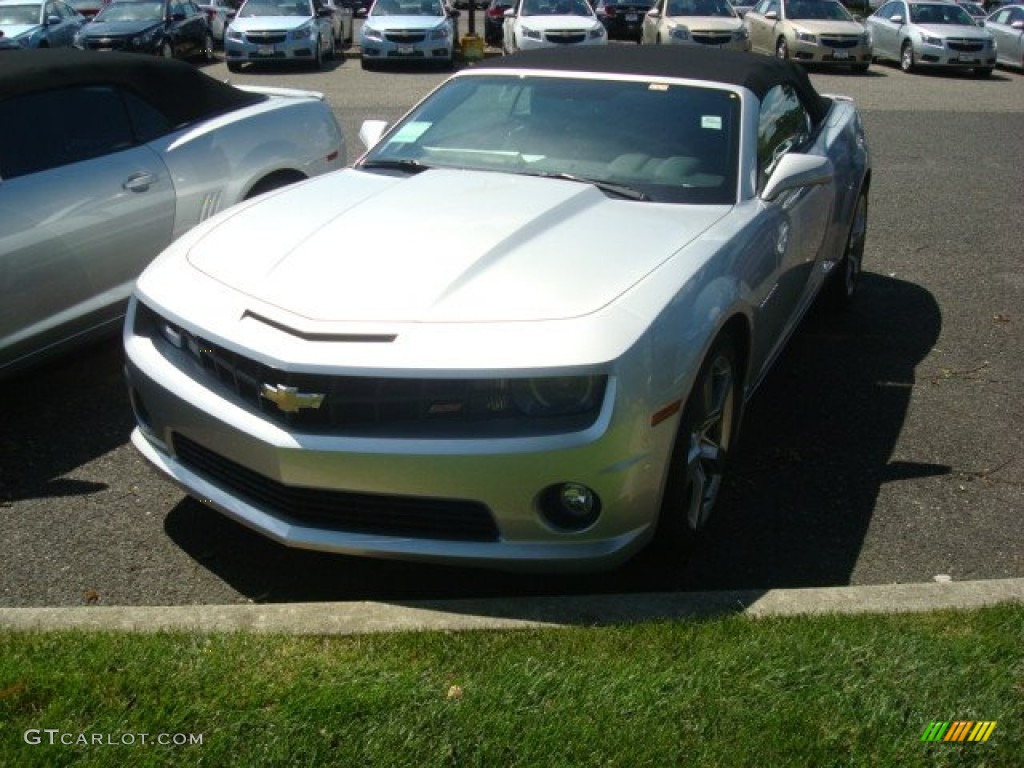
left=260, top=384, right=325, bottom=413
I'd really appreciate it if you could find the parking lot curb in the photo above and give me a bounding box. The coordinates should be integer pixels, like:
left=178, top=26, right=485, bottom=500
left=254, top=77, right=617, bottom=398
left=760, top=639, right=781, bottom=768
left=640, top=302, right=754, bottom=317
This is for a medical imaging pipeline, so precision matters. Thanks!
left=1, top=578, right=1021, bottom=635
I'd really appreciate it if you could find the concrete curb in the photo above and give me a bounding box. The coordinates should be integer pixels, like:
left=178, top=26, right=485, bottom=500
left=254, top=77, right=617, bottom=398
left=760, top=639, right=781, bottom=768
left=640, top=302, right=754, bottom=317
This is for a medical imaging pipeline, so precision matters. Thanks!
left=1, top=578, right=1021, bottom=635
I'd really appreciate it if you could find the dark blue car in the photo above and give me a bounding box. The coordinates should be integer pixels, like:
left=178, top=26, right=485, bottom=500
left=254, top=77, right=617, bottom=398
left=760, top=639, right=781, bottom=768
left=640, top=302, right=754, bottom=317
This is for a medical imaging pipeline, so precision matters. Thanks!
left=74, top=0, right=213, bottom=59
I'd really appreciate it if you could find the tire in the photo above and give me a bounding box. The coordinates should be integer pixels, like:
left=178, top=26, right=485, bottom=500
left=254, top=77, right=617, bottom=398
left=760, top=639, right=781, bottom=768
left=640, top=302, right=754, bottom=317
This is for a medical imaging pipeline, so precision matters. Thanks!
left=900, top=40, right=915, bottom=72
left=776, top=36, right=788, bottom=60
left=823, top=190, right=868, bottom=310
left=655, top=334, right=742, bottom=552
left=203, top=31, right=215, bottom=63
left=852, top=62, right=869, bottom=73
left=360, top=55, right=373, bottom=70
left=227, top=60, right=241, bottom=72
left=311, top=37, right=324, bottom=70
left=160, top=41, right=174, bottom=58
left=974, top=67, right=992, bottom=78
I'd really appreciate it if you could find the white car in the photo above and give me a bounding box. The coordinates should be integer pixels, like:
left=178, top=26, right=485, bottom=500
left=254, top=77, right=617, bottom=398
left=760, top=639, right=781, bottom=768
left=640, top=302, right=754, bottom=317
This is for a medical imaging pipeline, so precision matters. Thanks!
left=865, top=0, right=995, bottom=75
left=358, top=0, right=457, bottom=69
left=198, top=0, right=241, bottom=41
left=124, top=46, right=870, bottom=572
left=224, top=0, right=337, bottom=71
left=986, top=3, right=1024, bottom=70
left=1, top=49, right=345, bottom=377
left=641, top=0, right=750, bottom=50
left=502, top=0, right=607, bottom=52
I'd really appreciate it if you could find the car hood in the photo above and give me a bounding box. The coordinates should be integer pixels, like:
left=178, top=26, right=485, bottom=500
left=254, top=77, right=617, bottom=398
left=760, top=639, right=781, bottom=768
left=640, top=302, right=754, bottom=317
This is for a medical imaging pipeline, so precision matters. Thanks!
left=666, top=16, right=742, bottom=31
left=0, top=23, right=39, bottom=38
left=363, top=15, right=449, bottom=31
left=83, top=19, right=162, bottom=35
left=231, top=15, right=312, bottom=32
left=184, top=168, right=729, bottom=324
left=916, top=22, right=989, bottom=37
left=788, top=19, right=864, bottom=34
left=517, top=14, right=600, bottom=30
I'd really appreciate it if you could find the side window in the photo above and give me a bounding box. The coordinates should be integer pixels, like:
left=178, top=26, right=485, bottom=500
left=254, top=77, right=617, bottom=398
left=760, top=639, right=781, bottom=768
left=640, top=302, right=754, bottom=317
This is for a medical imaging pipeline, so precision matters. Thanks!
left=122, top=89, right=173, bottom=142
left=756, top=84, right=811, bottom=192
left=0, top=87, right=135, bottom=180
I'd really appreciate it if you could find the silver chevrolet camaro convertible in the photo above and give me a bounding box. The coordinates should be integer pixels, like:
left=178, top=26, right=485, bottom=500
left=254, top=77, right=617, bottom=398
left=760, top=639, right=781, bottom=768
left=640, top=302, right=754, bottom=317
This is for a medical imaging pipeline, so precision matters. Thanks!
left=125, top=46, right=871, bottom=571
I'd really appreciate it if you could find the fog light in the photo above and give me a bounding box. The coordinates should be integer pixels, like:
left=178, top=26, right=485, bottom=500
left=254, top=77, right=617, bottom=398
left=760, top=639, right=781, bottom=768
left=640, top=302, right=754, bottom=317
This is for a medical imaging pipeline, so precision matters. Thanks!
left=538, top=483, right=601, bottom=531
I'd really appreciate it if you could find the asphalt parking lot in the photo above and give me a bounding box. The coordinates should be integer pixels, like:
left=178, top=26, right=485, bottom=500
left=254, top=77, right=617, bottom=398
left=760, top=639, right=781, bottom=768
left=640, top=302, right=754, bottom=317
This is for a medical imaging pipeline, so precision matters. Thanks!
left=0, top=47, right=1021, bottom=608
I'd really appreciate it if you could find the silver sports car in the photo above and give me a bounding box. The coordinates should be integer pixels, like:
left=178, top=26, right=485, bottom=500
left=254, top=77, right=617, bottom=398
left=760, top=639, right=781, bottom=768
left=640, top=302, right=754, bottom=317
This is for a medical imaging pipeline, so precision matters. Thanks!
left=0, top=49, right=345, bottom=377
left=125, top=46, right=871, bottom=571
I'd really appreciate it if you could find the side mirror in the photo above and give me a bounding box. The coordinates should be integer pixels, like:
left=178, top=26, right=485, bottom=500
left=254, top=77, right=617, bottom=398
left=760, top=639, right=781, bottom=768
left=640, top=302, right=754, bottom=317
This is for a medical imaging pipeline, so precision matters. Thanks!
left=764, top=9, right=777, bottom=19
left=761, top=154, right=834, bottom=202
left=171, top=11, right=186, bottom=19
left=504, top=7, right=514, bottom=16
left=888, top=13, right=903, bottom=22
left=647, top=9, right=660, bottom=17
left=1012, top=20, right=1024, bottom=30
left=359, top=119, right=389, bottom=150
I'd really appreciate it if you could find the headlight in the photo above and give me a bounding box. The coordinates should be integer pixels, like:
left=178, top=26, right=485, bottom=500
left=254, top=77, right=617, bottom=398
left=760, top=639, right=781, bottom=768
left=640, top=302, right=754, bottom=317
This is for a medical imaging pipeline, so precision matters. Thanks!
left=669, top=25, right=689, bottom=40
left=522, top=26, right=541, bottom=39
left=587, top=25, right=605, bottom=39
left=226, top=27, right=243, bottom=41
left=361, top=25, right=383, bottom=41
left=430, top=25, right=449, bottom=39
left=920, top=34, right=942, bottom=46
left=511, top=376, right=604, bottom=417
left=733, top=27, right=748, bottom=40
left=795, top=30, right=816, bottom=43
left=131, top=27, right=159, bottom=46
left=291, top=24, right=313, bottom=40
left=860, top=31, right=869, bottom=44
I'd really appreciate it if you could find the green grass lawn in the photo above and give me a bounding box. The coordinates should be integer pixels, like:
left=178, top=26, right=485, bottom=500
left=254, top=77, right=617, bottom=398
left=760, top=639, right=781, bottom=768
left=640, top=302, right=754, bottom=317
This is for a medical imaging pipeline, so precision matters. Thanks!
left=2, top=604, right=1021, bottom=767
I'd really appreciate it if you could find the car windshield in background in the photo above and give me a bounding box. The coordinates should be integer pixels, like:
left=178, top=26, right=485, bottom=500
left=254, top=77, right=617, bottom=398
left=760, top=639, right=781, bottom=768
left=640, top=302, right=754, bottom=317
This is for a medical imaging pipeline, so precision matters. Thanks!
left=521, top=0, right=593, bottom=16
left=783, top=0, right=852, bottom=20
left=95, top=1, right=164, bottom=20
left=369, top=0, right=445, bottom=16
left=239, top=0, right=310, bottom=16
left=909, top=3, right=973, bottom=24
left=0, top=4, right=39, bottom=24
left=359, top=75, right=740, bottom=205
left=665, top=0, right=736, bottom=17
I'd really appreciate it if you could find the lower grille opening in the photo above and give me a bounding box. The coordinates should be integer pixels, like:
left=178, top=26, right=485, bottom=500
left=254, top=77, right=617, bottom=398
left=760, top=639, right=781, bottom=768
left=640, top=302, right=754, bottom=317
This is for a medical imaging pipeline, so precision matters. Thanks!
left=173, top=434, right=500, bottom=542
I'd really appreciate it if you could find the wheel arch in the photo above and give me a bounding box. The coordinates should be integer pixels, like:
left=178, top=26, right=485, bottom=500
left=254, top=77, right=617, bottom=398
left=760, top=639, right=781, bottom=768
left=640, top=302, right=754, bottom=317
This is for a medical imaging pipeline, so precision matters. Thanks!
left=243, top=168, right=308, bottom=200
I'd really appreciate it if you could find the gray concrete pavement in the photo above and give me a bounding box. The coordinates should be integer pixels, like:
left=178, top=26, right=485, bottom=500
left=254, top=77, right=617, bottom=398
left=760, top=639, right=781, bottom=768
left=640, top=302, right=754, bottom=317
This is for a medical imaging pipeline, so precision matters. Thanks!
left=3, top=578, right=1021, bottom=635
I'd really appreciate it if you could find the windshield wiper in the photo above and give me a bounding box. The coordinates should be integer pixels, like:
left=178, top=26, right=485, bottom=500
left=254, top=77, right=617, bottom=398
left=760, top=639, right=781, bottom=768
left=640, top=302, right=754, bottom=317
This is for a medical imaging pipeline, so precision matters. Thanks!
left=520, top=171, right=649, bottom=201
left=359, top=159, right=431, bottom=175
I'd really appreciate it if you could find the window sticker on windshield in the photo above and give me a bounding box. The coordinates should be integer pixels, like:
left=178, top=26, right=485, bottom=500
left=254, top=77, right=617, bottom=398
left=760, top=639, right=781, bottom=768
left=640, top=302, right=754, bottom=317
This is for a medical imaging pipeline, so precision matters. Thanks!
left=390, top=121, right=431, bottom=143
left=701, top=115, right=723, bottom=131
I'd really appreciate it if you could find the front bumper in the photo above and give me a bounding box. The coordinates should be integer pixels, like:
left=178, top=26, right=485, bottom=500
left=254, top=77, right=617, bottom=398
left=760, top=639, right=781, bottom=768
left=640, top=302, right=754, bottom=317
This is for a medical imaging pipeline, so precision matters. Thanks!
left=790, top=38, right=871, bottom=65
left=359, top=32, right=453, bottom=61
left=225, top=35, right=318, bottom=62
left=124, top=308, right=663, bottom=572
left=914, top=41, right=995, bottom=68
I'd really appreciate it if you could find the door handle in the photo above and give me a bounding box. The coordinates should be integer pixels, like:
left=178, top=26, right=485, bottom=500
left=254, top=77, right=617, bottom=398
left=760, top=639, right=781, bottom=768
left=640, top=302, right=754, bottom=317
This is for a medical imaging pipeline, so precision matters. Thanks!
left=123, top=172, right=157, bottom=192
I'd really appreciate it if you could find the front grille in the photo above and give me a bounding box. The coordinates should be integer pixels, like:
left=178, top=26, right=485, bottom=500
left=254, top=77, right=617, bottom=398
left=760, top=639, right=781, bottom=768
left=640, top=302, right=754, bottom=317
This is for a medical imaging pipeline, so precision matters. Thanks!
left=546, top=32, right=586, bottom=44
left=693, top=32, right=733, bottom=46
left=173, top=434, right=501, bottom=541
left=83, top=37, right=129, bottom=50
left=820, top=36, right=860, bottom=48
left=245, top=31, right=288, bottom=44
left=385, top=31, right=426, bottom=43
left=948, top=40, right=983, bottom=52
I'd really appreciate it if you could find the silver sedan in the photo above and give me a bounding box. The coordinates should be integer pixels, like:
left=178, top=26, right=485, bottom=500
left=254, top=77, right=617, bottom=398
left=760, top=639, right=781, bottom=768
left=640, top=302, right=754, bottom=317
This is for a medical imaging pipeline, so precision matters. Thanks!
left=124, top=46, right=870, bottom=572
left=866, top=0, right=996, bottom=75
left=985, top=2, right=1024, bottom=70
left=0, top=49, right=345, bottom=378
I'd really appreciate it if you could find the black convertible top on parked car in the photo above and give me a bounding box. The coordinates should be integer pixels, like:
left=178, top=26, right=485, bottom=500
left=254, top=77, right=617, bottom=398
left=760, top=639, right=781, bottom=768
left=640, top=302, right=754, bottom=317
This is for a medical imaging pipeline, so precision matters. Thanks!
left=485, top=44, right=832, bottom=125
left=0, top=49, right=266, bottom=126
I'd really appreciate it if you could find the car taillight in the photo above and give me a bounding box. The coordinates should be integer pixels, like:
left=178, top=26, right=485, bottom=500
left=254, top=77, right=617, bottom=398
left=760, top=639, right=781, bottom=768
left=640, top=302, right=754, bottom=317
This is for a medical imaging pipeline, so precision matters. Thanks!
left=486, top=7, right=502, bottom=16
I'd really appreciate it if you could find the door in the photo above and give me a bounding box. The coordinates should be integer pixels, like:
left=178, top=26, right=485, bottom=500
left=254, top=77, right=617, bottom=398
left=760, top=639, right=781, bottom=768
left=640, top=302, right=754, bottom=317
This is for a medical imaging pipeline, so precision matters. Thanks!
left=0, top=85, right=175, bottom=370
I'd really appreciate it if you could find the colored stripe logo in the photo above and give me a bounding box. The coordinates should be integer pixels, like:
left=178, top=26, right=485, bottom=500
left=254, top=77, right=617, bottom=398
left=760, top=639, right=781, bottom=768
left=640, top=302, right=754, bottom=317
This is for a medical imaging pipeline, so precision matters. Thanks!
left=921, top=721, right=997, bottom=742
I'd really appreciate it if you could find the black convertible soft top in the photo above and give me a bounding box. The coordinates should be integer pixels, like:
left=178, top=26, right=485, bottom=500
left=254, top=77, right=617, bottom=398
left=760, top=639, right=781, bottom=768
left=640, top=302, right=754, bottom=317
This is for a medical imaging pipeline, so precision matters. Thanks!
left=480, top=46, right=831, bottom=125
left=0, top=49, right=266, bottom=125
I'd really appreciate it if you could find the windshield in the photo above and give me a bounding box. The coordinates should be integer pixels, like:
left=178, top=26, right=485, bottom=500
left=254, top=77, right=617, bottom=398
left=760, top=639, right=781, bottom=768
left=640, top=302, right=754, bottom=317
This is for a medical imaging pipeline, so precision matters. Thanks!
left=909, top=2, right=973, bottom=24
left=94, top=1, right=164, bottom=20
left=783, top=0, right=852, bottom=21
left=358, top=74, right=740, bottom=205
left=520, top=0, right=594, bottom=16
left=0, top=4, right=40, bottom=24
left=239, top=0, right=311, bottom=16
left=665, top=0, right=736, bottom=18
left=369, top=0, right=445, bottom=16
